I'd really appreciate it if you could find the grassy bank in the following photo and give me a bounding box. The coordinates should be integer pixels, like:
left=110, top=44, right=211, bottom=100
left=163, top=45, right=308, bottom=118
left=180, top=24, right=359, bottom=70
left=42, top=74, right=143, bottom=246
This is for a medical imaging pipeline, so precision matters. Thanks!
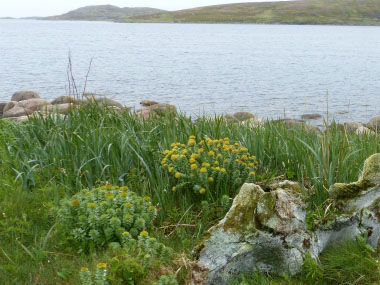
left=127, top=0, right=380, bottom=25
left=1, top=105, right=380, bottom=284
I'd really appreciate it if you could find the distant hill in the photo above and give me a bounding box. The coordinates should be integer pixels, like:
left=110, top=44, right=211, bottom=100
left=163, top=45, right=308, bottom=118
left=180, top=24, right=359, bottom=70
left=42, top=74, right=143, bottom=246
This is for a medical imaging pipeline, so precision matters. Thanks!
left=127, top=0, right=380, bottom=25
left=43, top=5, right=165, bottom=22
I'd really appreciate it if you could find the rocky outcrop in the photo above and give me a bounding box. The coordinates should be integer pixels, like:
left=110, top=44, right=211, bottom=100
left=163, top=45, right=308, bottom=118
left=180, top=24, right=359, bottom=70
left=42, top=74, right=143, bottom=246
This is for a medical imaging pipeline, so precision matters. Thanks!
left=232, top=112, right=256, bottom=122
left=367, top=116, right=380, bottom=131
left=11, top=91, right=40, bottom=102
left=193, top=154, right=380, bottom=284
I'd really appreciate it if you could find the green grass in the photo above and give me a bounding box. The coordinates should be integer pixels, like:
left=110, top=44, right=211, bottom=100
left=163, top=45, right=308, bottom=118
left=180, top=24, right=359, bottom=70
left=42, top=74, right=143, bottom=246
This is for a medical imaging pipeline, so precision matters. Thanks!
left=127, top=0, right=380, bottom=25
left=1, top=106, right=380, bottom=284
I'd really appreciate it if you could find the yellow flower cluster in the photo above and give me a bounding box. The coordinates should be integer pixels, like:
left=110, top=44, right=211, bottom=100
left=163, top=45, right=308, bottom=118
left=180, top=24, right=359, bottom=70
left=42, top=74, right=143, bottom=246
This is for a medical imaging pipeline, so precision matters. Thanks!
left=161, top=136, right=258, bottom=199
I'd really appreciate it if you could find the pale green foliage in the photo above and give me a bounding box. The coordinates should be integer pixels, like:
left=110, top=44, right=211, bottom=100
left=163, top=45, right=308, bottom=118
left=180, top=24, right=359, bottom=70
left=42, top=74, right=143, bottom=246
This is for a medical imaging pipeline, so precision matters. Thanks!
left=57, top=185, right=157, bottom=249
left=153, top=274, right=178, bottom=285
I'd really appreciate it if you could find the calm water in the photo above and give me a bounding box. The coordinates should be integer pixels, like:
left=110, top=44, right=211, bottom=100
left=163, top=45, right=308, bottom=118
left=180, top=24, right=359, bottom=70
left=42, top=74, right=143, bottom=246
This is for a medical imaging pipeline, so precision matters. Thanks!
left=1, top=19, right=380, bottom=124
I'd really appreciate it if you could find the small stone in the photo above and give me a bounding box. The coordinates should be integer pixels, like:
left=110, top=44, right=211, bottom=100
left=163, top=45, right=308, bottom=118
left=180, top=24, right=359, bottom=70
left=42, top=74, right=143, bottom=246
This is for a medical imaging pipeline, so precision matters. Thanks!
left=3, top=101, right=17, bottom=113
left=11, top=91, right=40, bottom=102
left=233, top=112, right=256, bottom=122
left=140, top=100, right=159, bottom=106
left=301, top=113, right=322, bottom=120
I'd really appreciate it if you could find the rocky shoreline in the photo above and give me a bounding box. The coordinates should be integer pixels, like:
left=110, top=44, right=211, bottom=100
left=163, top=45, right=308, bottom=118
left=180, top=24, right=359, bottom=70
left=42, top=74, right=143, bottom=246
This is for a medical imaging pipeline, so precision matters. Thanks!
left=1, top=90, right=380, bottom=135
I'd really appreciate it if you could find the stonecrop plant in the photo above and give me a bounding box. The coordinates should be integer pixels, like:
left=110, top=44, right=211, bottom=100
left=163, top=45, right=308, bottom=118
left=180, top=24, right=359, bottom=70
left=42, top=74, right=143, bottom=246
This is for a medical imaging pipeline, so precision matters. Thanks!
left=57, top=185, right=157, bottom=250
left=162, top=136, right=257, bottom=203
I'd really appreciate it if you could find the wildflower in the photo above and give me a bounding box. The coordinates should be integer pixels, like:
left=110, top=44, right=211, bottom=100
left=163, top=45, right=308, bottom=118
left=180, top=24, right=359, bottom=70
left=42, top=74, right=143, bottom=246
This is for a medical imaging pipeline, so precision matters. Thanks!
left=140, top=231, right=149, bottom=237
left=182, top=149, right=188, bottom=154
left=198, top=140, right=205, bottom=146
left=198, top=148, right=204, bottom=153
left=143, top=196, right=151, bottom=201
left=175, top=172, right=181, bottom=178
left=191, top=153, right=198, bottom=159
left=87, top=203, right=97, bottom=209
left=171, top=154, right=179, bottom=161
left=171, top=143, right=176, bottom=148
left=241, top=155, right=248, bottom=161
left=123, top=231, right=130, bottom=236
left=172, top=187, right=176, bottom=192
left=208, top=151, right=215, bottom=157
left=200, top=168, right=207, bottom=173
left=249, top=171, right=255, bottom=176
left=234, top=143, right=240, bottom=147
left=96, top=263, right=107, bottom=269
left=190, top=173, right=195, bottom=177
left=120, top=192, right=128, bottom=197
left=189, top=158, right=196, bottom=164
left=161, top=158, right=167, bottom=165
left=191, top=164, right=198, bottom=170
left=80, top=267, right=89, bottom=272
left=232, top=149, right=239, bottom=154
left=202, top=162, right=210, bottom=167
left=71, top=199, right=80, bottom=207
left=221, top=168, right=226, bottom=173
left=125, top=203, right=133, bottom=209
left=164, top=150, right=170, bottom=155
left=214, top=161, right=219, bottom=165
left=199, top=188, right=206, bottom=194
left=189, top=135, right=196, bottom=139
left=217, top=154, right=222, bottom=158
left=208, top=177, right=214, bottom=182
left=188, top=139, right=196, bottom=147
left=149, top=205, right=156, bottom=211
left=168, top=167, right=174, bottom=173
left=105, top=192, right=114, bottom=200
left=125, top=215, right=132, bottom=220
left=120, top=186, right=129, bottom=191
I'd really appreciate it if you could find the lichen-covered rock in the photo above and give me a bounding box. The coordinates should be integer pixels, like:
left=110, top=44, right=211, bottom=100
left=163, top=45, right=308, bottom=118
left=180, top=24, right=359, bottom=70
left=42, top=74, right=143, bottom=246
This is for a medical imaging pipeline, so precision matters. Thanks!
left=195, top=155, right=380, bottom=284
left=11, top=90, right=40, bottom=102
left=329, top=153, right=380, bottom=199
left=257, top=189, right=306, bottom=234
left=277, top=119, right=320, bottom=133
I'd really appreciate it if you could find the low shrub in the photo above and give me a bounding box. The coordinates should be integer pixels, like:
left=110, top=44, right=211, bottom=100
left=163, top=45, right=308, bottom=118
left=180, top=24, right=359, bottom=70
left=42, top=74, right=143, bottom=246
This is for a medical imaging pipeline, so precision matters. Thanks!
left=57, top=185, right=157, bottom=250
left=162, top=136, right=257, bottom=203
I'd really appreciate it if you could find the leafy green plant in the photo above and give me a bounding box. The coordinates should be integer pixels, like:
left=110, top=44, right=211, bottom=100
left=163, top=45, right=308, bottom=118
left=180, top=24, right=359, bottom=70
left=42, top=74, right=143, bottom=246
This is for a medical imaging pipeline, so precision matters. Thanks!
left=57, top=185, right=157, bottom=250
left=153, top=274, right=178, bottom=285
left=162, top=136, right=257, bottom=203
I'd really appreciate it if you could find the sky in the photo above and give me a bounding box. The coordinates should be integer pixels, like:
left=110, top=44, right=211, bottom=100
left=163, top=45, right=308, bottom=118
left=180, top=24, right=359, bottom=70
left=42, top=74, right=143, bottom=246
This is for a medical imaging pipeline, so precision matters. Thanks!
left=0, top=0, right=281, bottom=18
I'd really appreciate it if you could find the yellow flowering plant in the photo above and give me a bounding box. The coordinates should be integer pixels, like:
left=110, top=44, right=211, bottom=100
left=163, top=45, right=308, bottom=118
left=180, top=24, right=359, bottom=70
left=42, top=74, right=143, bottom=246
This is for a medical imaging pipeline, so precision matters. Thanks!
left=57, top=185, right=157, bottom=250
left=161, top=136, right=258, bottom=203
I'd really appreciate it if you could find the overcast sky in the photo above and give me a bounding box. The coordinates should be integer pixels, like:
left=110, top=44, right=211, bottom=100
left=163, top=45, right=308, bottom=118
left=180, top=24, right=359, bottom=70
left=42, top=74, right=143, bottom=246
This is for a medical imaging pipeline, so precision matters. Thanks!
left=1, top=0, right=281, bottom=18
